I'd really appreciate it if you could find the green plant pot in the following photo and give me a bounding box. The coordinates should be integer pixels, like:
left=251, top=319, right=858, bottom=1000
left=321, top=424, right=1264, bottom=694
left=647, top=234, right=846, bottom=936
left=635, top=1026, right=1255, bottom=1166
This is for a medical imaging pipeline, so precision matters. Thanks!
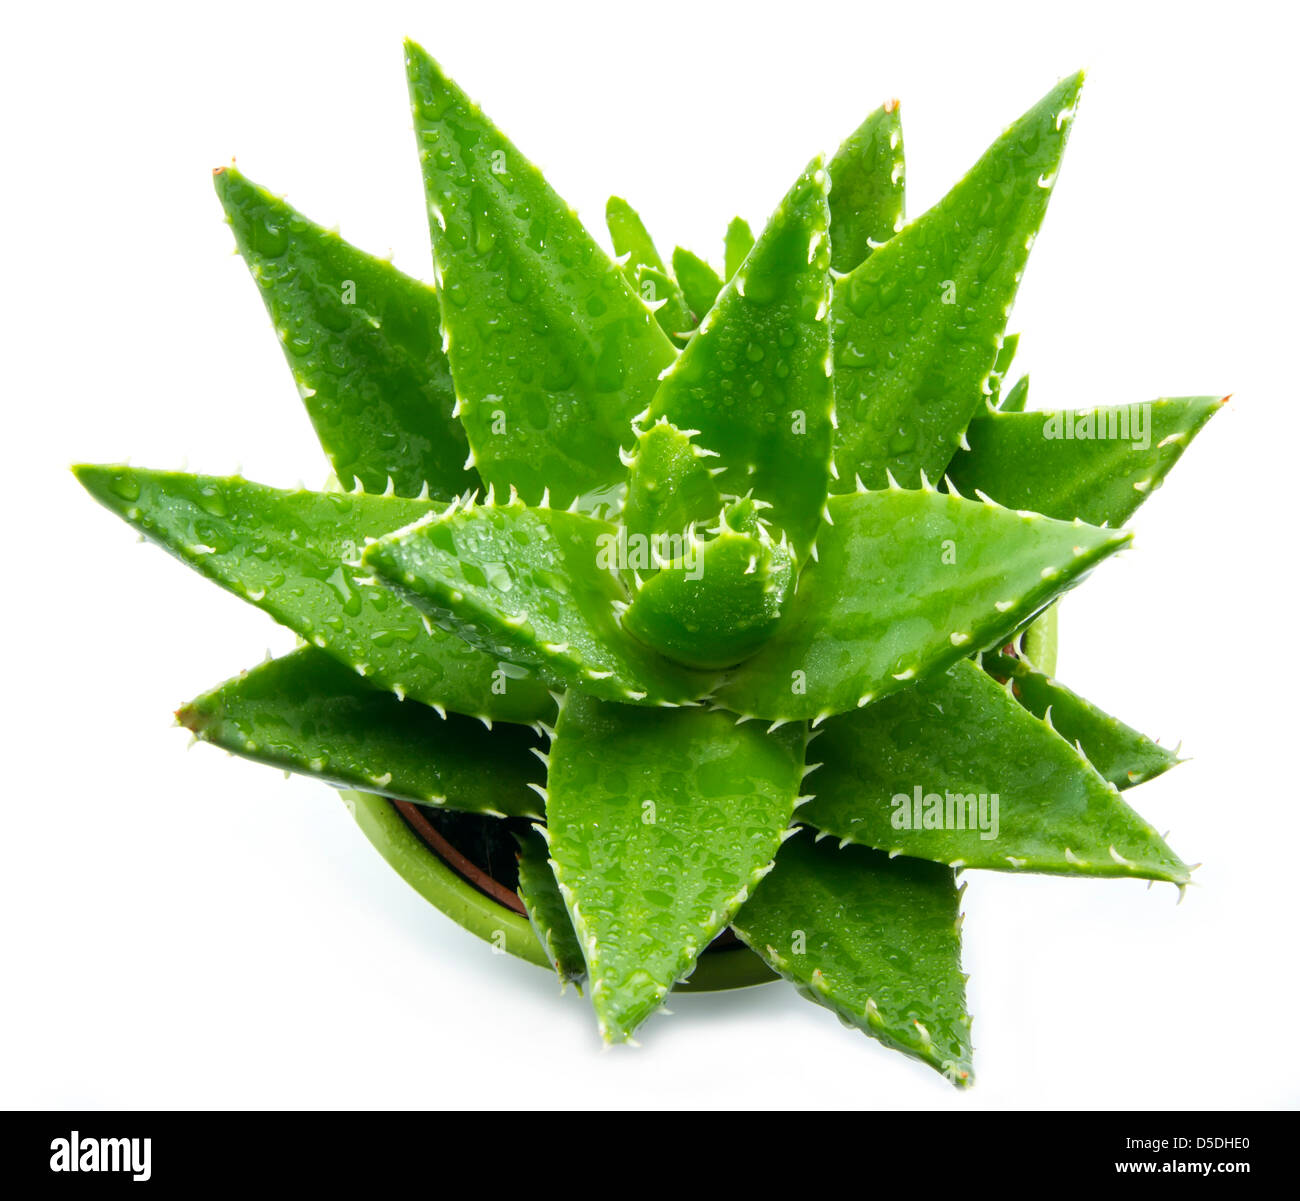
left=342, top=606, right=1059, bottom=996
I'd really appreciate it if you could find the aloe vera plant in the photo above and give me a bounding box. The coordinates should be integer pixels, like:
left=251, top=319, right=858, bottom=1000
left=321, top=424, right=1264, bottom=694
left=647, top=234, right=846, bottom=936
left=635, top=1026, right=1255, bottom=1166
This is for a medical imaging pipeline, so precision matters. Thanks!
left=74, top=43, right=1224, bottom=1087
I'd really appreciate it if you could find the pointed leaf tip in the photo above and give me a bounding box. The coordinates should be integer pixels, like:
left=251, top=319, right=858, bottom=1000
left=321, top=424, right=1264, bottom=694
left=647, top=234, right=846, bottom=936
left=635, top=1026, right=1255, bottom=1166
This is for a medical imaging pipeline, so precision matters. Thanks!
left=951, top=396, right=1226, bottom=527
left=828, top=99, right=906, bottom=274
left=733, top=830, right=973, bottom=1082
left=648, top=157, right=834, bottom=559
left=74, top=466, right=554, bottom=724
left=805, top=660, right=1189, bottom=884
left=182, top=647, right=548, bottom=814
left=832, top=73, right=1086, bottom=491
left=406, top=46, right=674, bottom=508
left=548, top=693, right=805, bottom=1041
left=213, top=166, right=476, bottom=499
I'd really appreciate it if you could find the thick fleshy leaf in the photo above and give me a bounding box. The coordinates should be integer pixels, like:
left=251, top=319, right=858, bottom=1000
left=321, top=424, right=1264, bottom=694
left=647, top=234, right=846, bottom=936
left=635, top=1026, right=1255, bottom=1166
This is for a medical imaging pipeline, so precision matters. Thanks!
left=73, top=466, right=552, bottom=724
left=405, top=41, right=675, bottom=507
left=606, top=196, right=693, bottom=344
left=984, top=653, right=1179, bottom=789
left=622, top=526, right=796, bottom=669
left=1017, top=599, right=1058, bottom=673
left=826, top=100, right=905, bottom=274
left=177, top=646, right=546, bottom=815
left=647, top=159, right=834, bottom=557
left=635, top=266, right=693, bottom=345
left=214, top=166, right=477, bottom=500
left=732, top=829, right=972, bottom=1085
left=516, top=826, right=586, bottom=985
left=621, top=420, right=725, bottom=547
left=948, top=396, right=1226, bottom=526
left=606, top=195, right=669, bottom=277
left=998, top=373, right=1030, bottom=413
left=987, top=332, right=1020, bottom=407
left=545, top=691, right=805, bottom=1041
left=802, top=660, right=1189, bottom=882
left=715, top=485, right=1130, bottom=721
left=672, top=246, right=723, bottom=322
left=363, top=496, right=708, bottom=705
left=724, top=216, right=755, bottom=279
left=832, top=73, right=1083, bottom=489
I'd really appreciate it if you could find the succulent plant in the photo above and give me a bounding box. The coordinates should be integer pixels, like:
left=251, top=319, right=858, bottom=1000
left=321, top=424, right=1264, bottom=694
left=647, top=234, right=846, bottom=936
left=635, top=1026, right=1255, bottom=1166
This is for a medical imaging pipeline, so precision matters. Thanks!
left=74, top=41, right=1224, bottom=1087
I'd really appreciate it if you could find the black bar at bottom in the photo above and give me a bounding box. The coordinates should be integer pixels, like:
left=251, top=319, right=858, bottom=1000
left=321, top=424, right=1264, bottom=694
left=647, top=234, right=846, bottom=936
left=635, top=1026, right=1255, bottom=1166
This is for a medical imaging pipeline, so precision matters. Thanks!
left=3, top=1108, right=1292, bottom=1187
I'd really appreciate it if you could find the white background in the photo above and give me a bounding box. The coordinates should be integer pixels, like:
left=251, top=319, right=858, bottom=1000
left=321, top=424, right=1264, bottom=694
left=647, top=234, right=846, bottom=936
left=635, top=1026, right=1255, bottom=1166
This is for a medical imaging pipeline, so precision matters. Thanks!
left=3, top=0, right=1296, bottom=1110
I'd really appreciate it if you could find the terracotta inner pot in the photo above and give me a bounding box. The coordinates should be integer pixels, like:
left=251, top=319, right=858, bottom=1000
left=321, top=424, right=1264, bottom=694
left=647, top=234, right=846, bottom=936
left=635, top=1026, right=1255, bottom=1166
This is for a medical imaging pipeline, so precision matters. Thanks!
left=393, top=800, right=527, bottom=914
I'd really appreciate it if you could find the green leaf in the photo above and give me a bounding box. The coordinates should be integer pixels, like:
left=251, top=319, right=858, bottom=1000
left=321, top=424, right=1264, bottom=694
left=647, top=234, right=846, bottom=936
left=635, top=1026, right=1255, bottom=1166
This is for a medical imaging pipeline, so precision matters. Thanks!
left=622, top=525, right=796, bottom=669
left=998, top=374, right=1030, bottom=413
left=606, top=196, right=693, bottom=344
left=606, top=195, right=670, bottom=277
left=635, top=266, right=694, bottom=346
left=177, top=646, right=546, bottom=815
left=732, top=829, right=972, bottom=1085
left=715, top=484, right=1131, bottom=721
left=827, top=100, right=905, bottom=274
left=621, top=420, right=725, bottom=547
left=72, top=466, right=553, bottom=724
left=516, top=826, right=587, bottom=985
left=983, top=652, right=1179, bottom=789
left=672, top=246, right=723, bottom=322
left=405, top=41, right=675, bottom=508
left=987, top=332, right=1020, bottom=407
left=724, top=216, right=755, bottom=279
left=832, top=72, right=1083, bottom=490
left=802, top=660, right=1189, bottom=883
left=363, top=495, right=708, bottom=706
left=948, top=396, right=1226, bottom=526
left=647, top=159, right=834, bottom=557
left=214, top=166, right=478, bottom=500
left=1018, top=599, right=1058, bottom=673
left=545, top=691, right=806, bottom=1041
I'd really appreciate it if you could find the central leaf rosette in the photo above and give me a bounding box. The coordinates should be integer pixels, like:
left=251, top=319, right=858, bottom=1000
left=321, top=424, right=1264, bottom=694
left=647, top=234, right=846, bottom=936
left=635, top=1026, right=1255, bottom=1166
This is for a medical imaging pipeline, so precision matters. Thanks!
left=617, top=510, right=798, bottom=671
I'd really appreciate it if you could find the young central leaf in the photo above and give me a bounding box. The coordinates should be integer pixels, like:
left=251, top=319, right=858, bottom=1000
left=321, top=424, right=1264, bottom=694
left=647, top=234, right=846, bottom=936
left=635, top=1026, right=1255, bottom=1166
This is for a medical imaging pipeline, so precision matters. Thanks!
left=73, top=466, right=552, bottom=724
left=723, top=217, right=755, bottom=280
left=620, top=420, right=725, bottom=552
left=671, top=247, right=723, bottom=324
left=622, top=524, right=796, bottom=669
left=546, top=691, right=806, bottom=1042
left=362, top=497, right=710, bottom=706
left=803, top=660, right=1190, bottom=883
left=405, top=41, right=675, bottom=509
left=715, top=485, right=1131, bottom=721
left=832, top=72, right=1083, bottom=490
left=606, top=196, right=693, bottom=345
left=647, top=159, right=834, bottom=559
left=214, top=166, right=478, bottom=500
